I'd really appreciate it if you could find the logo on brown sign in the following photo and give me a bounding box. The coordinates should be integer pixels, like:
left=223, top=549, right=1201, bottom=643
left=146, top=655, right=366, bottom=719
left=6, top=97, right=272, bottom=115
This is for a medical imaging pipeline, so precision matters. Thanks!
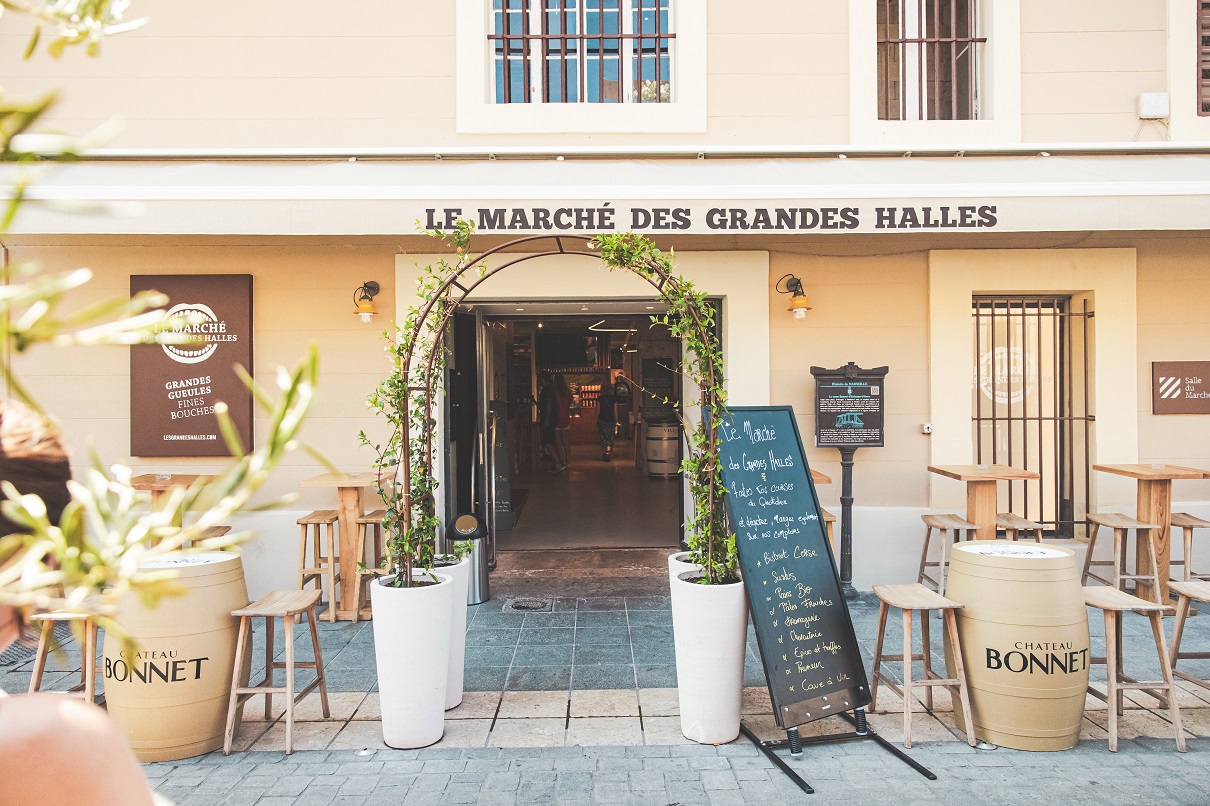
left=1152, top=361, right=1210, bottom=415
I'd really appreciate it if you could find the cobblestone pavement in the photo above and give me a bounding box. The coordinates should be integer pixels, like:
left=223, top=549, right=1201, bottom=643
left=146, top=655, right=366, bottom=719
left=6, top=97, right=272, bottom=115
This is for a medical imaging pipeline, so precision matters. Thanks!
left=11, top=570, right=1210, bottom=803
left=149, top=737, right=1209, bottom=806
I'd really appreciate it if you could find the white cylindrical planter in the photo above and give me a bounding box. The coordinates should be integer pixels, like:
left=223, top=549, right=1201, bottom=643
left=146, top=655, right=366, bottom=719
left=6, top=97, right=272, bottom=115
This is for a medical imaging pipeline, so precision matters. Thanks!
left=434, top=555, right=471, bottom=710
left=371, top=571, right=455, bottom=749
left=670, top=570, right=748, bottom=744
left=668, top=551, right=699, bottom=579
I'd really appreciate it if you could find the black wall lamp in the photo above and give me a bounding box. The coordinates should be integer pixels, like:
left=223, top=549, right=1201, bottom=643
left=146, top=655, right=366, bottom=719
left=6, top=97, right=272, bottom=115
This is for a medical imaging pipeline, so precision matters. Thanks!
left=354, top=281, right=380, bottom=323
left=775, top=274, right=812, bottom=321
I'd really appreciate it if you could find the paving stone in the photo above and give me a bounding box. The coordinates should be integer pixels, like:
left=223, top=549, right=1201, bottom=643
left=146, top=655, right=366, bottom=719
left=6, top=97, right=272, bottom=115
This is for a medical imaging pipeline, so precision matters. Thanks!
left=473, top=791, right=519, bottom=806
left=422, top=759, right=468, bottom=774
left=382, top=760, right=425, bottom=775
left=595, top=757, right=643, bottom=771
left=551, top=757, right=597, bottom=771
left=591, top=780, right=632, bottom=803
left=498, top=690, right=568, bottom=719
left=628, top=770, right=665, bottom=791
left=636, top=687, right=678, bottom=717
left=408, top=773, right=452, bottom=791
left=570, top=689, right=640, bottom=717
left=483, top=771, right=521, bottom=790
left=294, top=784, right=342, bottom=805
left=490, top=717, right=566, bottom=747
left=566, top=717, right=643, bottom=747
left=700, top=769, right=740, bottom=789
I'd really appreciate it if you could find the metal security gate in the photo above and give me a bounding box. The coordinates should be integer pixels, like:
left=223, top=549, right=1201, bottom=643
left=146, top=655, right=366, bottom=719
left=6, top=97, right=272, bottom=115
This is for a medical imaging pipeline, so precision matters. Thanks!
left=972, top=296, right=1094, bottom=537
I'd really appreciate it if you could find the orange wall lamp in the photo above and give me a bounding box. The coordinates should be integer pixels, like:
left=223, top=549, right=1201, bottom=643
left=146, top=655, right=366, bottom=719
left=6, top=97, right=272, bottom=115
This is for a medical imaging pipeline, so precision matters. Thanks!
left=354, top=281, right=380, bottom=323
left=776, top=274, right=812, bottom=321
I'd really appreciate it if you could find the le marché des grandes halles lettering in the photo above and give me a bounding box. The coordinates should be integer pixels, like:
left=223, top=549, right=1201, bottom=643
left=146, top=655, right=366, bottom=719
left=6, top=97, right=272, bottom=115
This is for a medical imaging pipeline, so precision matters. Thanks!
left=424, top=204, right=1000, bottom=233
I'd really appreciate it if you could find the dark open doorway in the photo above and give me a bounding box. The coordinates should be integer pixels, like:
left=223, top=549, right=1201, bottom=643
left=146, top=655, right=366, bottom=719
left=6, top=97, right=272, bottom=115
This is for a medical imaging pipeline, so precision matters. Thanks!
left=444, top=300, right=697, bottom=557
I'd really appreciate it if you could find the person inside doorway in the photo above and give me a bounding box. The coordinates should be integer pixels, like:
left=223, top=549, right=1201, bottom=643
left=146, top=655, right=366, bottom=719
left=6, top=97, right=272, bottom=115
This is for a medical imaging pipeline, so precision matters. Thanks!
left=551, top=373, right=573, bottom=474
left=597, top=389, right=617, bottom=462
left=536, top=371, right=555, bottom=465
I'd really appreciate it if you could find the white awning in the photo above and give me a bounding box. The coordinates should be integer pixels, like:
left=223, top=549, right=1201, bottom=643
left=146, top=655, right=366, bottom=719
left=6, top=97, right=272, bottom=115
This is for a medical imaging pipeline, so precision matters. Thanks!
left=5, top=153, right=1210, bottom=236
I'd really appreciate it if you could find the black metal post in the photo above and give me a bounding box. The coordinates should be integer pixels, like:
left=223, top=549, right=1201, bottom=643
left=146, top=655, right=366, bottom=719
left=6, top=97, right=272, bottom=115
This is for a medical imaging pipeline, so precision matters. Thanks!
left=839, top=446, right=858, bottom=599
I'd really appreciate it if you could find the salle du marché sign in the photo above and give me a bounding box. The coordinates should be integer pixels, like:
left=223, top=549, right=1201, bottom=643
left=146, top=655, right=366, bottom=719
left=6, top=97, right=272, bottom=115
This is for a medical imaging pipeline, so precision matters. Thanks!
left=424, top=203, right=1000, bottom=233
left=1153, top=361, right=1210, bottom=415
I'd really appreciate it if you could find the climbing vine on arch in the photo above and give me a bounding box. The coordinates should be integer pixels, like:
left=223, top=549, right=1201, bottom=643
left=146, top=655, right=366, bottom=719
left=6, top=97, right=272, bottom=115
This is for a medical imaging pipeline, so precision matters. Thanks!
left=361, top=223, right=737, bottom=587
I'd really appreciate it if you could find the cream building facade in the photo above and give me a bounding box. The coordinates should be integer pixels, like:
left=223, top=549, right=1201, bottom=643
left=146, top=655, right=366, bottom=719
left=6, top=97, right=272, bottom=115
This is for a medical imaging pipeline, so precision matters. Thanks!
left=1, top=0, right=1208, bottom=594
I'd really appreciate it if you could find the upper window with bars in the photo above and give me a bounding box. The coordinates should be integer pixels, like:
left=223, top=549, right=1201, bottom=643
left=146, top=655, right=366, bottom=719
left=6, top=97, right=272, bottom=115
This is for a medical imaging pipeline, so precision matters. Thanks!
left=490, top=0, right=673, bottom=104
left=1200, top=2, right=1210, bottom=115
left=877, top=0, right=985, bottom=121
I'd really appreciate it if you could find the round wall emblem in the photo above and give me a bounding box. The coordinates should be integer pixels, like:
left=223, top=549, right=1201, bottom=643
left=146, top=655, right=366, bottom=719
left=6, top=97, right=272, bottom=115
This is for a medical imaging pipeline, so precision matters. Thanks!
left=162, top=303, right=220, bottom=364
left=978, top=347, right=1035, bottom=405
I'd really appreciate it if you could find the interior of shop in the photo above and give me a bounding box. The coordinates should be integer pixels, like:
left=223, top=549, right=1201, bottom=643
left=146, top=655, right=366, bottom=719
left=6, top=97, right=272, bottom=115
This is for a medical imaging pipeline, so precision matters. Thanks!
left=445, top=301, right=685, bottom=553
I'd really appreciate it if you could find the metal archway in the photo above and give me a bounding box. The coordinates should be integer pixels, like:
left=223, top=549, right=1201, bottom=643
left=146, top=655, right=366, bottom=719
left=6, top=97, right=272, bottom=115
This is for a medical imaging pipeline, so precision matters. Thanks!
left=396, top=233, right=725, bottom=561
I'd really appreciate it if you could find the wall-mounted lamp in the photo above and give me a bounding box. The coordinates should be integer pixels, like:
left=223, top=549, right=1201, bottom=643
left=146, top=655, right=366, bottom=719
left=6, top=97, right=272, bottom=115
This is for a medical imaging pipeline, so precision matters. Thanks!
left=354, top=281, right=380, bottom=323
left=775, top=274, right=812, bottom=321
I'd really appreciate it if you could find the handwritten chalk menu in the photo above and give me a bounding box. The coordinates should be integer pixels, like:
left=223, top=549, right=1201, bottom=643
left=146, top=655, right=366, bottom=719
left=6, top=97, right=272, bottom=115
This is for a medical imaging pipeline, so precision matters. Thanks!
left=811, top=363, right=888, bottom=448
left=641, top=358, right=678, bottom=421
left=716, top=406, right=871, bottom=728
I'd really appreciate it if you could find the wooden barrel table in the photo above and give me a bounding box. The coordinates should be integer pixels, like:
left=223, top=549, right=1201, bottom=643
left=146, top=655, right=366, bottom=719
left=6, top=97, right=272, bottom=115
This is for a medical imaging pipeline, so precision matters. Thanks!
left=943, top=542, right=1089, bottom=751
left=102, top=552, right=249, bottom=761
left=644, top=423, right=680, bottom=477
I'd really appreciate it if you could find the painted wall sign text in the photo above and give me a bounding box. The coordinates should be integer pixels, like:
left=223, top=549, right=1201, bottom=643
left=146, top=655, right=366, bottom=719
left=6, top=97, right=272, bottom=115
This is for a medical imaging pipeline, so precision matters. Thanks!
left=424, top=204, right=999, bottom=233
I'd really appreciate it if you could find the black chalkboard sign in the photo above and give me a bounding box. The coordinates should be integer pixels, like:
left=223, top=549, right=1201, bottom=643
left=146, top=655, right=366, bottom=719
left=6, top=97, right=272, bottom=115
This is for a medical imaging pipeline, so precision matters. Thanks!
left=641, top=358, right=678, bottom=421
left=716, top=406, right=871, bottom=729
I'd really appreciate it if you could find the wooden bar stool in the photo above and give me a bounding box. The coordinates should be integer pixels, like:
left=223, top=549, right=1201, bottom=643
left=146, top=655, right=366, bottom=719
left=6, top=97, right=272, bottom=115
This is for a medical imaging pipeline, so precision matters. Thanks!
left=869, top=583, right=976, bottom=748
left=1171, top=512, right=1210, bottom=582
left=297, top=509, right=340, bottom=622
left=917, top=514, right=977, bottom=595
left=351, top=509, right=387, bottom=623
left=182, top=524, right=232, bottom=549
left=1168, top=580, right=1210, bottom=695
left=996, top=512, right=1045, bottom=543
left=1083, top=585, right=1184, bottom=752
left=821, top=508, right=837, bottom=557
left=1080, top=513, right=1164, bottom=605
left=27, top=613, right=100, bottom=703
left=223, top=589, right=330, bottom=755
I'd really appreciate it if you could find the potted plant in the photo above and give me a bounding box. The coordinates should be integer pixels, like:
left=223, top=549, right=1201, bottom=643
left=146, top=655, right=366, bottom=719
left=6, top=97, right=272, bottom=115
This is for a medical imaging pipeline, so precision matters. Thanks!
left=361, top=237, right=471, bottom=747
left=593, top=235, right=747, bottom=745
left=433, top=541, right=473, bottom=710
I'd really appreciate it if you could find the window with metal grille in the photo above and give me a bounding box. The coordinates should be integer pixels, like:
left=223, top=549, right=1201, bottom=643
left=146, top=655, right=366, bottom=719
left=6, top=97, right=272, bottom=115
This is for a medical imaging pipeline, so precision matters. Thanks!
left=490, top=0, right=673, bottom=104
left=1200, top=2, right=1210, bottom=115
left=972, top=296, right=1094, bottom=539
left=877, top=0, right=984, bottom=121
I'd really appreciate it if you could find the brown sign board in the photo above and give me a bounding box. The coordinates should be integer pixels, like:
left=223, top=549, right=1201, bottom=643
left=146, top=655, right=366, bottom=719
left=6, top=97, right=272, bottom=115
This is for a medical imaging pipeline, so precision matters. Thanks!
left=130, top=275, right=254, bottom=456
left=1153, top=361, right=1210, bottom=415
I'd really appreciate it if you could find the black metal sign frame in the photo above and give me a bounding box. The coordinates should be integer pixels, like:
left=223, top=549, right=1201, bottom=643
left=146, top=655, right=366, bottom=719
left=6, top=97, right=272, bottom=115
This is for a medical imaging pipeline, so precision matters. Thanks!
left=811, top=363, right=888, bottom=448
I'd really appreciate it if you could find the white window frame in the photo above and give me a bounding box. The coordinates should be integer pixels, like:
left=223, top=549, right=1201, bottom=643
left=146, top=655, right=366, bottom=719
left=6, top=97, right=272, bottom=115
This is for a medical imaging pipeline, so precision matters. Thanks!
left=849, top=0, right=1021, bottom=145
left=456, top=0, right=706, bottom=134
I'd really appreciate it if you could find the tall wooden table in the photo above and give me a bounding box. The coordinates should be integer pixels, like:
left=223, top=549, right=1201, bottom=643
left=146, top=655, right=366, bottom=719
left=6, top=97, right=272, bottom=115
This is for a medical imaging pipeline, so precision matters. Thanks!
left=811, top=469, right=832, bottom=486
left=927, top=464, right=1041, bottom=542
left=130, top=473, right=215, bottom=504
left=299, top=471, right=381, bottom=622
left=1092, top=464, right=1206, bottom=603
